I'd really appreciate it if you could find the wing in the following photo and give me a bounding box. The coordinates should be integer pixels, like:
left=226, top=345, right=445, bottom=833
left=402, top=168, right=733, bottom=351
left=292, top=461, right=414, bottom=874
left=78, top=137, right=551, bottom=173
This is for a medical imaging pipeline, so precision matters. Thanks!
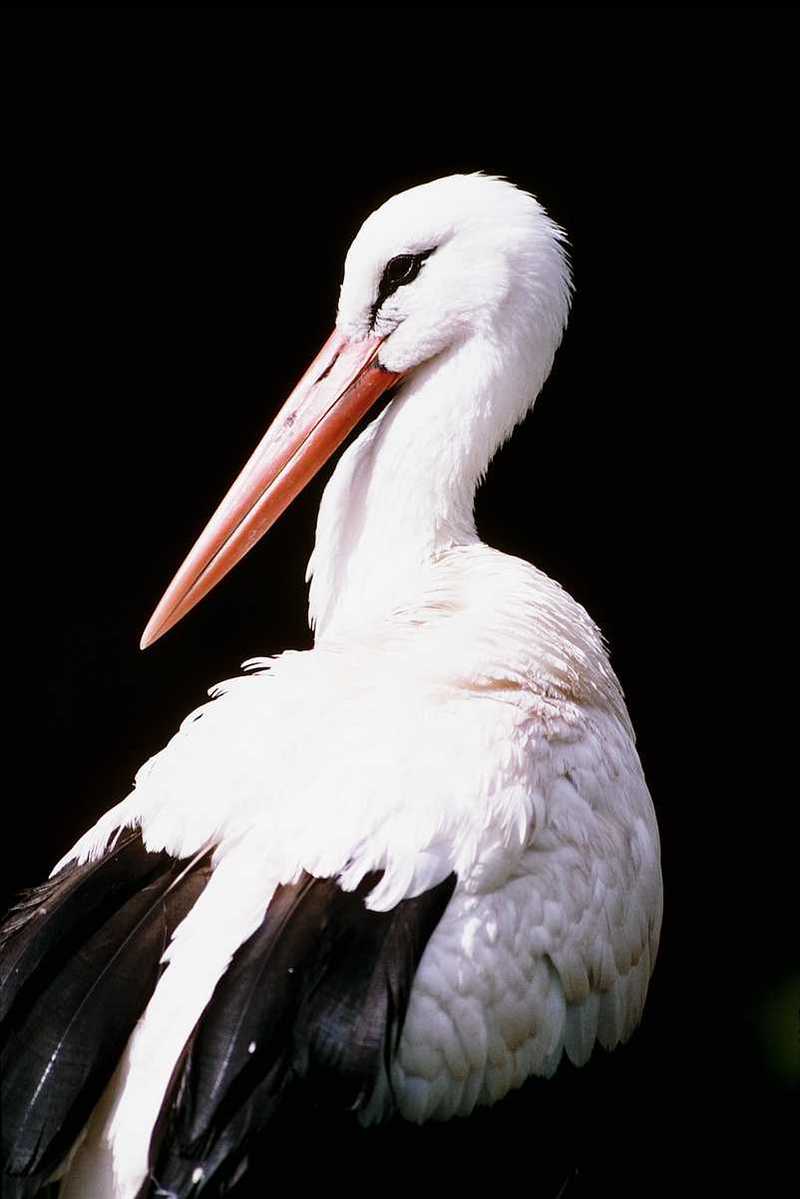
left=544, top=736, right=663, bottom=1068
left=0, top=829, right=211, bottom=1199
left=388, top=714, right=663, bottom=1122
left=142, top=870, right=456, bottom=1197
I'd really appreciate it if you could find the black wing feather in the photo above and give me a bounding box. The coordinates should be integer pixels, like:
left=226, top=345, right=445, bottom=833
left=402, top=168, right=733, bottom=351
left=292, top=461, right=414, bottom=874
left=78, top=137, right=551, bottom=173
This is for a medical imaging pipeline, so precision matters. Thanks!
left=0, top=831, right=211, bottom=1197
left=297, top=874, right=457, bottom=1106
left=144, top=874, right=341, bottom=1196
left=0, top=827, right=167, bottom=1024
left=145, top=871, right=456, bottom=1197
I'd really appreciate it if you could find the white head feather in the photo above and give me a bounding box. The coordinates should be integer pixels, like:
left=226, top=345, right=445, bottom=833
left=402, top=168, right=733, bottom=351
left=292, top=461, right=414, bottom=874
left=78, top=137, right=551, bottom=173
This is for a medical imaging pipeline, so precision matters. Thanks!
left=337, top=173, right=571, bottom=373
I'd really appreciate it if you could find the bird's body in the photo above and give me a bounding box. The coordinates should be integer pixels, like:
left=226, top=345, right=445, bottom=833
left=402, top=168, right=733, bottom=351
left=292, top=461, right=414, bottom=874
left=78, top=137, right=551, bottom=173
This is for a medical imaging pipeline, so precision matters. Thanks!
left=1, top=174, right=662, bottom=1199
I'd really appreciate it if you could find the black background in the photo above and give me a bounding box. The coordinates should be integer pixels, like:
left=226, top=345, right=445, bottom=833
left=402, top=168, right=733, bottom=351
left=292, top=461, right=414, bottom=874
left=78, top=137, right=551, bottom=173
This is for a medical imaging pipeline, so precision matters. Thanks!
left=4, top=7, right=796, bottom=1196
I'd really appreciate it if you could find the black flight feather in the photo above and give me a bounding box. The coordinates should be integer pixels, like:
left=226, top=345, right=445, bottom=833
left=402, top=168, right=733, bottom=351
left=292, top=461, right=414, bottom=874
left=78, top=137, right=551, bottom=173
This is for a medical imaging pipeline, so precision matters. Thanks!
left=1, top=828, right=172, bottom=1026
left=0, top=830, right=211, bottom=1197
left=297, top=871, right=457, bottom=1105
left=144, top=870, right=456, bottom=1198
left=143, top=873, right=342, bottom=1197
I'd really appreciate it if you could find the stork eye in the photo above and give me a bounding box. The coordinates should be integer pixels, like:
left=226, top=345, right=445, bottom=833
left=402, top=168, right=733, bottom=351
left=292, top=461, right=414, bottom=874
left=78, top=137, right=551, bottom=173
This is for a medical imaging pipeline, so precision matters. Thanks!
left=373, top=247, right=436, bottom=321
left=384, top=254, right=420, bottom=289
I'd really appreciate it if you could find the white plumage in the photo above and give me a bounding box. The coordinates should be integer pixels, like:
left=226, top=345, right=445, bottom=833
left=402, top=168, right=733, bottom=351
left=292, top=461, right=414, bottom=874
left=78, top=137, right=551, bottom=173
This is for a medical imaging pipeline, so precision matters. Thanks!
left=7, top=174, right=662, bottom=1198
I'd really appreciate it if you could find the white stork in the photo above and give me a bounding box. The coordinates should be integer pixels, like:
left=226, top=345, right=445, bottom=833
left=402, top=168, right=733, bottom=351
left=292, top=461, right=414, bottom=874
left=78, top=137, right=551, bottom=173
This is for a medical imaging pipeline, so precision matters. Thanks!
left=0, top=173, right=662, bottom=1198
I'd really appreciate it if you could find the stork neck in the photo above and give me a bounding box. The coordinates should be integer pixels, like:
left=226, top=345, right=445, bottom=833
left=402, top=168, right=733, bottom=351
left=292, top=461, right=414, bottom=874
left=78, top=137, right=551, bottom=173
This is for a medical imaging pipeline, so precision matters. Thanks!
left=307, top=329, right=540, bottom=641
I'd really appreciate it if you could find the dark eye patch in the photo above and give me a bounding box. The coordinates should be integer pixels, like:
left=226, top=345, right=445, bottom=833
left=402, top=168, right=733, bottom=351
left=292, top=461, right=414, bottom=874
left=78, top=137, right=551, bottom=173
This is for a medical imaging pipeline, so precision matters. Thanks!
left=372, top=247, right=436, bottom=324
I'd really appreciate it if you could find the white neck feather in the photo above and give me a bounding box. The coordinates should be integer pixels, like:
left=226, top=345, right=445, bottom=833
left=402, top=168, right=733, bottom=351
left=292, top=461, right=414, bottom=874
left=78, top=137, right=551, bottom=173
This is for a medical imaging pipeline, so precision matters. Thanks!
left=307, top=317, right=557, bottom=642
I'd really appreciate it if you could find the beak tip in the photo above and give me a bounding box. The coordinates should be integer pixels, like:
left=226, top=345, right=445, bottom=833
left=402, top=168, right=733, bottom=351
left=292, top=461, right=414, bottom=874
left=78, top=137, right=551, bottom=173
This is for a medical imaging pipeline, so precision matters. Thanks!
left=139, top=618, right=161, bottom=651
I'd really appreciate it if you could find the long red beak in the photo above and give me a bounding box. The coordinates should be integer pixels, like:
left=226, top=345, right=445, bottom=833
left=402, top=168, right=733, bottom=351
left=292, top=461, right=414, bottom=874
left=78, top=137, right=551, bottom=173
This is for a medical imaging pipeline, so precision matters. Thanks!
left=140, top=330, right=400, bottom=649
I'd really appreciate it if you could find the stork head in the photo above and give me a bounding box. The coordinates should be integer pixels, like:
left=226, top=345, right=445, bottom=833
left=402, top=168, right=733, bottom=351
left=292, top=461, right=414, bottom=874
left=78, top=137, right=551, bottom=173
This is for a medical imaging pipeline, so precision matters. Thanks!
left=141, top=174, right=571, bottom=649
left=338, top=173, right=571, bottom=374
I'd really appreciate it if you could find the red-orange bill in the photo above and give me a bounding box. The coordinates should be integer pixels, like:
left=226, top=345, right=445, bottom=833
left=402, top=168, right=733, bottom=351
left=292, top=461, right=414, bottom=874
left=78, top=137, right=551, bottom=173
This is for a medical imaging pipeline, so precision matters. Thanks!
left=140, top=329, right=400, bottom=649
